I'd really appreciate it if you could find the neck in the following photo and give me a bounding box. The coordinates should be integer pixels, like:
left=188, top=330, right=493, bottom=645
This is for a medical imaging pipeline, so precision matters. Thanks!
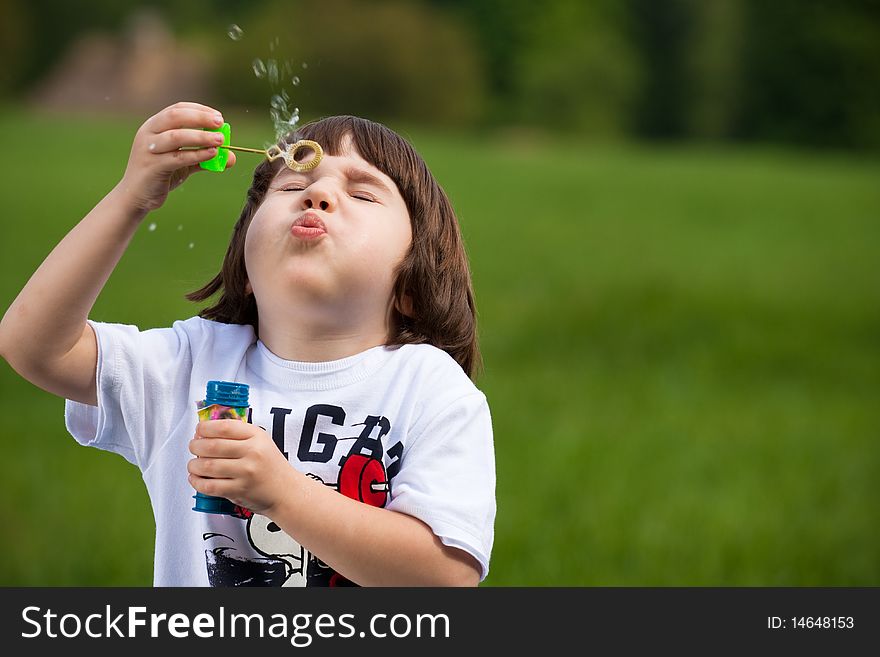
left=256, top=308, right=392, bottom=363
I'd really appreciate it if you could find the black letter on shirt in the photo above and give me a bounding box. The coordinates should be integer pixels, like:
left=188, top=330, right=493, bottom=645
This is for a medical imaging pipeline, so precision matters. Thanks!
left=299, top=404, right=345, bottom=463
left=386, top=441, right=403, bottom=481
left=268, top=407, right=292, bottom=460
left=345, top=415, right=391, bottom=463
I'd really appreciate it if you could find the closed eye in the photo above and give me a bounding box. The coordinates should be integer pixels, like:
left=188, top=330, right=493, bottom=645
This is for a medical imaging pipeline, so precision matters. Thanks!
left=352, top=193, right=376, bottom=202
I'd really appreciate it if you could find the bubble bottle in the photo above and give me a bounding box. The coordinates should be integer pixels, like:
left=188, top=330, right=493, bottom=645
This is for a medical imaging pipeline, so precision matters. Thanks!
left=192, top=380, right=250, bottom=515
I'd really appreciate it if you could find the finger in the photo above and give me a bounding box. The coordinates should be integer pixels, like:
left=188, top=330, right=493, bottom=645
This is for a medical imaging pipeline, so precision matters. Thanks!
left=197, top=419, right=253, bottom=439
left=147, top=106, right=223, bottom=133
left=149, top=128, right=225, bottom=155
left=179, top=149, right=235, bottom=175
left=153, top=146, right=219, bottom=169
left=189, top=437, right=246, bottom=458
left=168, top=101, right=224, bottom=114
left=189, top=473, right=230, bottom=498
left=188, top=456, right=238, bottom=479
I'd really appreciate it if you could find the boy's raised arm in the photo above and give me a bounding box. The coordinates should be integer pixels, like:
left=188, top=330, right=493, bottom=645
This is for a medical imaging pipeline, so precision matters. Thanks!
left=0, top=102, right=233, bottom=405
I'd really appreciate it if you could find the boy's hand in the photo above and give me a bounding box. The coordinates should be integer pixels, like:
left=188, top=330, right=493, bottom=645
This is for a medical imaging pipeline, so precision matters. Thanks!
left=188, top=419, right=293, bottom=516
left=116, top=101, right=237, bottom=213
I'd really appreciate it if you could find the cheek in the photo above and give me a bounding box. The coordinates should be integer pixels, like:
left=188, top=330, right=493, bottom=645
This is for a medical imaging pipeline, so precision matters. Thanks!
left=242, top=217, right=266, bottom=283
left=392, top=233, right=412, bottom=271
left=242, top=228, right=255, bottom=274
left=393, top=217, right=413, bottom=264
left=380, top=204, right=412, bottom=259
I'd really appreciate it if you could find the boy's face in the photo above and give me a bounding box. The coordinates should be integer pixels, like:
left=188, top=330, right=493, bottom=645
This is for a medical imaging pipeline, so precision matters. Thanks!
left=243, top=134, right=412, bottom=330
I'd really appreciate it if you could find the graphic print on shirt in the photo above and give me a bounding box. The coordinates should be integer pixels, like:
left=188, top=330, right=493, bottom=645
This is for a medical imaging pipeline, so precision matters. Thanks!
left=199, top=403, right=401, bottom=587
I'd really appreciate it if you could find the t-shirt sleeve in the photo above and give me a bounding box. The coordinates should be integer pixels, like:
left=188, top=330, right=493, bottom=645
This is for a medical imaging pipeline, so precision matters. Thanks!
left=64, top=319, right=197, bottom=470
left=386, top=391, right=496, bottom=581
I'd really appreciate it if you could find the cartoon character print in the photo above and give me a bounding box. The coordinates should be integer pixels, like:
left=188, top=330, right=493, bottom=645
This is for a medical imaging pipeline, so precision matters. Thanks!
left=246, top=512, right=311, bottom=586
left=246, top=455, right=390, bottom=587
left=200, top=407, right=399, bottom=587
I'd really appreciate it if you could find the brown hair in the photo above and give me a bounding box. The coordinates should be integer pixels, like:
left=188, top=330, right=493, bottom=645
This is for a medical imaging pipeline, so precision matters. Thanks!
left=186, top=115, right=481, bottom=378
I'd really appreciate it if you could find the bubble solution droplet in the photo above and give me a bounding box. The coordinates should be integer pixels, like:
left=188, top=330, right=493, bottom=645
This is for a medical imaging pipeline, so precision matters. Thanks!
left=252, top=58, right=266, bottom=78
left=177, top=225, right=183, bottom=231
left=148, top=143, right=156, bottom=151
left=188, top=243, right=195, bottom=249
left=148, top=223, right=157, bottom=232
left=227, top=24, right=243, bottom=41
left=292, top=76, right=300, bottom=86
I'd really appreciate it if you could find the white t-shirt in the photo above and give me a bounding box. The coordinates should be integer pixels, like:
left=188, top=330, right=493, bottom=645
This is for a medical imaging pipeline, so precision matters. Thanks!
left=65, top=317, right=495, bottom=586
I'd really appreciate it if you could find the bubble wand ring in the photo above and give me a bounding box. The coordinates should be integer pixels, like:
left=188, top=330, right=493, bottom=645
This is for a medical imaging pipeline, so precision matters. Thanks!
left=265, top=140, right=324, bottom=172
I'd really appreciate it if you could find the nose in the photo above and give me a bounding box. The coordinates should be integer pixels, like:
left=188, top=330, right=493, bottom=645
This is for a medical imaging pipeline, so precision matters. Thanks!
left=302, top=183, right=333, bottom=212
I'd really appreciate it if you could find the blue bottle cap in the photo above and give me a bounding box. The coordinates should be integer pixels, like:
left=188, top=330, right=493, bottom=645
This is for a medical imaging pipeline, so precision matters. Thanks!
left=205, top=380, right=249, bottom=407
left=192, top=493, right=240, bottom=515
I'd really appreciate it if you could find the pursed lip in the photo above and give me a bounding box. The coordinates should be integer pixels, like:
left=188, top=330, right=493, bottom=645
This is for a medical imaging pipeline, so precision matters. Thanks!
left=291, top=212, right=327, bottom=239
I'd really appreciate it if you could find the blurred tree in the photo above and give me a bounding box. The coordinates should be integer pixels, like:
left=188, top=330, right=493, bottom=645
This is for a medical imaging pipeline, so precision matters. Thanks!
left=629, top=0, right=693, bottom=139
left=210, top=0, right=487, bottom=127
left=427, top=0, right=543, bottom=123
left=0, top=0, right=30, bottom=96
left=434, top=0, right=640, bottom=136
left=514, top=0, right=640, bottom=136
left=738, top=0, right=880, bottom=149
left=683, top=0, right=745, bottom=141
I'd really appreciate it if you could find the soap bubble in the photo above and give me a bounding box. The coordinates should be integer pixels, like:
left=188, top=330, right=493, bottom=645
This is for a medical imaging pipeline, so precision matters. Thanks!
left=270, top=94, right=287, bottom=111
left=148, top=223, right=157, bottom=232
left=227, top=24, right=243, bottom=41
left=188, top=242, right=195, bottom=249
left=252, top=37, right=307, bottom=140
left=267, top=59, right=279, bottom=85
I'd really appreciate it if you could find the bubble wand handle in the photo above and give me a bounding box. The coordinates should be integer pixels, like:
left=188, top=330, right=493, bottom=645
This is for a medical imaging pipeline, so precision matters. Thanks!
left=219, top=145, right=268, bottom=155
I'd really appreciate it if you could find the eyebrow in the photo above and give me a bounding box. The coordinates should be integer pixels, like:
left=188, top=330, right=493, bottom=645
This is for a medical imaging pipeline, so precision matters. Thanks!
left=277, top=165, right=393, bottom=196
left=344, top=167, right=393, bottom=195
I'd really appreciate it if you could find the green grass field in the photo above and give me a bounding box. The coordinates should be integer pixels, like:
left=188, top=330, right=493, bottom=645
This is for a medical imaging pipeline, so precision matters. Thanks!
left=0, top=107, right=877, bottom=585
